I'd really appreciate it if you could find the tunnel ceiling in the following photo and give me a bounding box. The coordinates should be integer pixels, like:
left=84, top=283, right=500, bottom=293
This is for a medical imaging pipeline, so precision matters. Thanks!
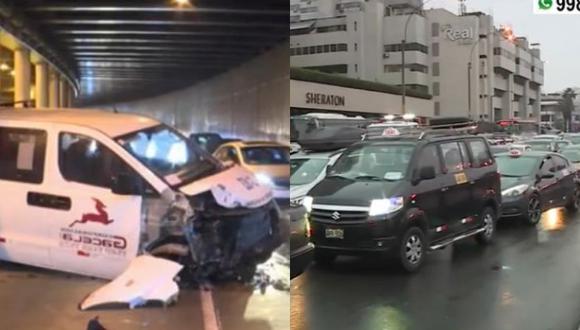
left=9, top=0, right=288, bottom=105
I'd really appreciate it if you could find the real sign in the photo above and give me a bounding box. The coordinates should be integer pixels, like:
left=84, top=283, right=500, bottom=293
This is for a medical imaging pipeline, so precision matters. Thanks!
left=443, top=26, right=475, bottom=42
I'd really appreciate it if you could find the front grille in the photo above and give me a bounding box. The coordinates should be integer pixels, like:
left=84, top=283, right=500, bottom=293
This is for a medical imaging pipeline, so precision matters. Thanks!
left=310, top=208, right=368, bottom=223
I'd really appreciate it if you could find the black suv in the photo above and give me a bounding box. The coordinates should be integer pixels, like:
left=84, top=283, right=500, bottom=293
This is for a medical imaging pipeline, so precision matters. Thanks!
left=303, top=132, right=501, bottom=272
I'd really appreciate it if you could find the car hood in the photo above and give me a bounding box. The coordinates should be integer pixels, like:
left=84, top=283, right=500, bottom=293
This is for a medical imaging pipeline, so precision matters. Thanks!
left=501, top=176, right=532, bottom=190
left=308, top=177, right=402, bottom=207
left=179, top=165, right=273, bottom=209
left=290, top=183, right=315, bottom=201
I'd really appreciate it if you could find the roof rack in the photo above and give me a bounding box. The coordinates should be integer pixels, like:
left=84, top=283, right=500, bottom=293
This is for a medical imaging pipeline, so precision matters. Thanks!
left=364, top=120, right=478, bottom=140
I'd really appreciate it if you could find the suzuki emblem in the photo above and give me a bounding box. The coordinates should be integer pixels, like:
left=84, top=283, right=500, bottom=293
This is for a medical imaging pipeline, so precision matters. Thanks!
left=331, top=211, right=341, bottom=221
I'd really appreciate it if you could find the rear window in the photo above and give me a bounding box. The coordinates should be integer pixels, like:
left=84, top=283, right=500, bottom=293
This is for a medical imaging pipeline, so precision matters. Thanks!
left=242, top=146, right=289, bottom=165
left=0, top=127, right=47, bottom=184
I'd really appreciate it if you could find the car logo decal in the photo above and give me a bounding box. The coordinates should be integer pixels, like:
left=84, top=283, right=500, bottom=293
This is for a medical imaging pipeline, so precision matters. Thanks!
left=69, top=198, right=114, bottom=228
left=332, top=211, right=341, bottom=221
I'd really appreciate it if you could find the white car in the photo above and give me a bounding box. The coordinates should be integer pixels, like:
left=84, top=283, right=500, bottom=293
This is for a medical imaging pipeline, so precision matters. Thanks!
left=290, top=150, right=343, bottom=207
left=0, top=109, right=281, bottom=309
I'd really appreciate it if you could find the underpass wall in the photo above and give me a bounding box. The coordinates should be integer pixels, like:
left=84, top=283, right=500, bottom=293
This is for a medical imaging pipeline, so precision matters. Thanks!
left=101, top=42, right=289, bottom=143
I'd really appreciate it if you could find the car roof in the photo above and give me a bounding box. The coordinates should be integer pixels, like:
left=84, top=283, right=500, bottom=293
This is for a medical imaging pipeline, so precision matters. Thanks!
left=291, top=149, right=343, bottom=159
left=0, top=108, right=159, bottom=137
left=362, top=134, right=482, bottom=145
left=495, top=150, right=555, bottom=158
left=222, top=140, right=288, bottom=148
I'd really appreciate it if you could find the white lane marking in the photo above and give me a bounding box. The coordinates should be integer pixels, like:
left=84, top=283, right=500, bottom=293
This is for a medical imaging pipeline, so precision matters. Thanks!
left=200, top=287, right=221, bottom=330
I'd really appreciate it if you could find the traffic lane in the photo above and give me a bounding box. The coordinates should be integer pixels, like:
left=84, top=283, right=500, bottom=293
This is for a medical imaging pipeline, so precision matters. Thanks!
left=0, top=262, right=204, bottom=330
left=0, top=262, right=289, bottom=330
left=291, top=208, right=580, bottom=330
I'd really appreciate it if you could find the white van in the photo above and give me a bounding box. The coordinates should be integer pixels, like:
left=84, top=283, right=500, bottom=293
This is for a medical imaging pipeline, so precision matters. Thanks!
left=0, top=109, right=282, bottom=283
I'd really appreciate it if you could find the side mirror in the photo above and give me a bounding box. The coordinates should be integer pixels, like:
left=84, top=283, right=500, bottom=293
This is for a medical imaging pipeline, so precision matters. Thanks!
left=111, top=173, right=143, bottom=196
left=418, top=166, right=436, bottom=181
left=325, top=164, right=333, bottom=175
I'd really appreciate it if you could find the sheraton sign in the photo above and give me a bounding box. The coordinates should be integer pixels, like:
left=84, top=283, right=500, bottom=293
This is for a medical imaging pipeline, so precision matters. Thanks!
left=305, top=92, right=345, bottom=107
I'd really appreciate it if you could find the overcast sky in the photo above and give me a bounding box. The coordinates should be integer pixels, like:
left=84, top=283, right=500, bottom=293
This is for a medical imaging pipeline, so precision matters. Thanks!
left=427, top=0, right=578, bottom=93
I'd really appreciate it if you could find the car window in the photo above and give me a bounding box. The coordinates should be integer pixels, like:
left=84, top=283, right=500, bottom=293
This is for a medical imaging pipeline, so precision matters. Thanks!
left=439, top=142, right=465, bottom=173
left=59, top=132, right=133, bottom=189
left=227, top=147, right=240, bottom=163
left=214, top=147, right=228, bottom=162
left=415, top=144, right=441, bottom=175
left=540, top=158, right=556, bottom=173
left=291, top=157, right=329, bottom=186
left=0, top=127, right=46, bottom=184
left=468, top=139, right=493, bottom=167
left=552, top=156, right=568, bottom=171
left=458, top=141, right=472, bottom=168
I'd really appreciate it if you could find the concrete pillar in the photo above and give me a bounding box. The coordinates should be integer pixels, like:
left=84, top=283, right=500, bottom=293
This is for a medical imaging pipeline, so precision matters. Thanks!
left=68, top=86, right=75, bottom=107
left=521, top=80, right=530, bottom=118
left=503, top=73, right=514, bottom=119
left=59, top=77, right=67, bottom=107
left=14, top=47, right=31, bottom=108
left=48, top=69, right=60, bottom=108
left=34, top=61, right=49, bottom=108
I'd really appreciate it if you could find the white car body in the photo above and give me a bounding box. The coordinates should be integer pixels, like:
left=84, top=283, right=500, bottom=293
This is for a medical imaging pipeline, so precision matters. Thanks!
left=0, top=109, right=273, bottom=308
left=290, top=150, right=342, bottom=206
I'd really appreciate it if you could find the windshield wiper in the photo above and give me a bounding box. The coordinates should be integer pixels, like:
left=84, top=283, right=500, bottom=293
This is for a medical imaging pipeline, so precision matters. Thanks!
left=354, top=175, right=385, bottom=181
left=326, top=174, right=353, bottom=180
left=500, top=174, right=521, bottom=178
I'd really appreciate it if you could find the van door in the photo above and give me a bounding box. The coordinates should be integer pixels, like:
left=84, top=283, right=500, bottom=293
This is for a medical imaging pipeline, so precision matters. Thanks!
left=438, top=141, right=474, bottom=235
left=412, top=144, right=452, bottom=243
left=0, top=126, right=52, bottom=268
left=47, top=131, right=143, bottom=279
left=538, top=157, right=559, bottom=210
left=552, top=155, right=575, bottom=207
left=465, top=138, right=496, bottom=230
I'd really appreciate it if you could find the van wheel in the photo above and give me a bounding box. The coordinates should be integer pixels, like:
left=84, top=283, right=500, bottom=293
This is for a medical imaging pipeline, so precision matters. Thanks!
left=524, top=195, right=542, bottom=225
left=398, top=227, right=425, bottom=273
left=566, top=187, right=580, bottom=212
left=476, top=207, right=496, bottom=245
left=314, top=250, right=336, bottom=267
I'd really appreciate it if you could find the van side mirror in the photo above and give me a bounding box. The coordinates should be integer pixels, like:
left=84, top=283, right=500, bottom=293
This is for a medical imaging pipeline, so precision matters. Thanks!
left=111, top=173, right=143, bottom=196
left=419, top=166, right=436, bottom=181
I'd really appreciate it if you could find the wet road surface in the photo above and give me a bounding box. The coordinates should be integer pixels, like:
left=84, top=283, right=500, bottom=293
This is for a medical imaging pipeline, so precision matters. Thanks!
left=291, top=208, right=580, bottom=330
left=0, top=262, right=289, bottom=330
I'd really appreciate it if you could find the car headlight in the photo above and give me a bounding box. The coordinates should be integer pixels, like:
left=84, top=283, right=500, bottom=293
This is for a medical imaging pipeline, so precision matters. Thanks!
left=501, top=184, right=530, bottom=197
left=255, top=173, right=274, bottom=187
left=302, top=196, right=313, bottom=213
left=369, top=197, right=404, bottom=217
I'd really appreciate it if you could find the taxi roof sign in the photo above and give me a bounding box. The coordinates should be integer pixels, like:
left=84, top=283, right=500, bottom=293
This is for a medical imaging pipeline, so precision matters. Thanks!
left=382, top=127, right=401, bottom=137
left=509, top=149, right=522, bottom=157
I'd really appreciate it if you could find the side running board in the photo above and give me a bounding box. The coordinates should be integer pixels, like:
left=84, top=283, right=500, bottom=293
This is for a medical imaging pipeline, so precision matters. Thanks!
left=429, top=227, right=486, bottom=250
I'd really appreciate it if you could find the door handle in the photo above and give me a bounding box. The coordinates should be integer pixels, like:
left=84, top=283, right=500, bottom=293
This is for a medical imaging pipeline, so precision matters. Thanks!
left=27, top=192, right=72, bottom=211
left=441, top=187, right=449, bottom=192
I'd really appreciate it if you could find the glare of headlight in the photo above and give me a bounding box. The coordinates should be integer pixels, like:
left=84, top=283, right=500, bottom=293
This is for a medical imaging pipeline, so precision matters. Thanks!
left=255, top=173, right=274, bottom=187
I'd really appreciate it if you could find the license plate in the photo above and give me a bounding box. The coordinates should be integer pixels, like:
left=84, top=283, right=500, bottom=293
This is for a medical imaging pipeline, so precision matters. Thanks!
left=325, top=228, right=344, bottom=239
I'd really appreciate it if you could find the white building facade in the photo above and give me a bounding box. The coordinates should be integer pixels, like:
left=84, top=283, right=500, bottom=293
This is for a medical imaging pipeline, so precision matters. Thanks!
left=290, top=0, right=544, bottom=121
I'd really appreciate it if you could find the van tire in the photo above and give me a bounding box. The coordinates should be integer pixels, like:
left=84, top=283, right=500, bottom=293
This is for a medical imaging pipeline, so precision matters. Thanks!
left=475, top=207, right=496, bottom=245
left=566, top=187, right=580, bottom=213
left=314, top=249, right=336, bottom=267
left=398, top=227, right=425, bottom=273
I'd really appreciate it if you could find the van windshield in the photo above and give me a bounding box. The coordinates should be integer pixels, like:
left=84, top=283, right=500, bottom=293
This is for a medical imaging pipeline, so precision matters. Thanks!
left=115, top=124, right=220, bottom=186
left=329, top=144, right=414, bottom=181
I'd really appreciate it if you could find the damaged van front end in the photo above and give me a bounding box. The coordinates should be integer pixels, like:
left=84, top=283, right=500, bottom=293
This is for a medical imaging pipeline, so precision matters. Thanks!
left=142, top=165, right=284, bottom=285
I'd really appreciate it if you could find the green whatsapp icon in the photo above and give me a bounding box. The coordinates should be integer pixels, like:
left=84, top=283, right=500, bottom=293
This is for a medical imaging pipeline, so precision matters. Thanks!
left=538, top=0, right=552, bottom=9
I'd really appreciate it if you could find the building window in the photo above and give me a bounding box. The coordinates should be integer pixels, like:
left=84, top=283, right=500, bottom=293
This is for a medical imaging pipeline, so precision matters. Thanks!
left=384, top=64, right=401, bottom=73
left=434, top=102, right=440, bottom=116
left=493, top=47, right=501, bottom=55
left=337, top=43, right=348, bottom=51
left=515, top=58, right=520, bottom=64
left=354, top=43, right=358, bottom=51
left=309, top=46, right=315, bottom=54
left=355, top=64, right=358, bottom=72
left=384, top=43, right=428, bottom=54
left=384, top=64, right=428, bottom=74
left=316, top=25, right=347, bottom=33
left=433, top=82, right=440, bottom=96
left=432, top=42, right=439, bottom=57
left=354, top=21, right=357, bottom=31
left=289, top=48, right=295, bottom=56
left=323, top=45, right=330, bottom=53
left=432, top=62, right=440, bottom=76
left=531, top=66, right=535, bottom=72
left=432, top=23, right=440, bottom=37
left=316, top=45, right=323, bottom=53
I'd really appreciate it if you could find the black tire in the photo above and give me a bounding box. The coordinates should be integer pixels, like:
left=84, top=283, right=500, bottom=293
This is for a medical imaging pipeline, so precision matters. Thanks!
left=476, top=206, right=496, bottom=245
left=566, top=187, right=580, bottom=213
left=523, top=195, right=542, bottom=226
left=398, top=227, right=425, bottom=273
left=314, top=249, right=336, bottom=267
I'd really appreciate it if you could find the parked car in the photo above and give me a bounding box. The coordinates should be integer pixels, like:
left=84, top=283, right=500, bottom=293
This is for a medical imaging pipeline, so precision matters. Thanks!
left=0, top=109, right=283, bottom=309
left=213, top=140, right=290, bottom=205
left=289, top=205, right=313, bottom=279
left=490, top=145, right=510, bottom=155
left=561, top=146, right=580, bottom=170
left=563, top=133, right=580, bottom=145
left=524, top=139, right=558, bottom=152
left=303, top=131, right=501, bottom=272
left=496, top=150, right=580, bottom=225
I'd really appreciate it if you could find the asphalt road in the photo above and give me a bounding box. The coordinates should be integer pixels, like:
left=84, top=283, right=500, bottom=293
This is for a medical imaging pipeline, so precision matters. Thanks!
left=0, top=260, right=289, bottom=330
left=291, top=207, right=580, bottom=330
